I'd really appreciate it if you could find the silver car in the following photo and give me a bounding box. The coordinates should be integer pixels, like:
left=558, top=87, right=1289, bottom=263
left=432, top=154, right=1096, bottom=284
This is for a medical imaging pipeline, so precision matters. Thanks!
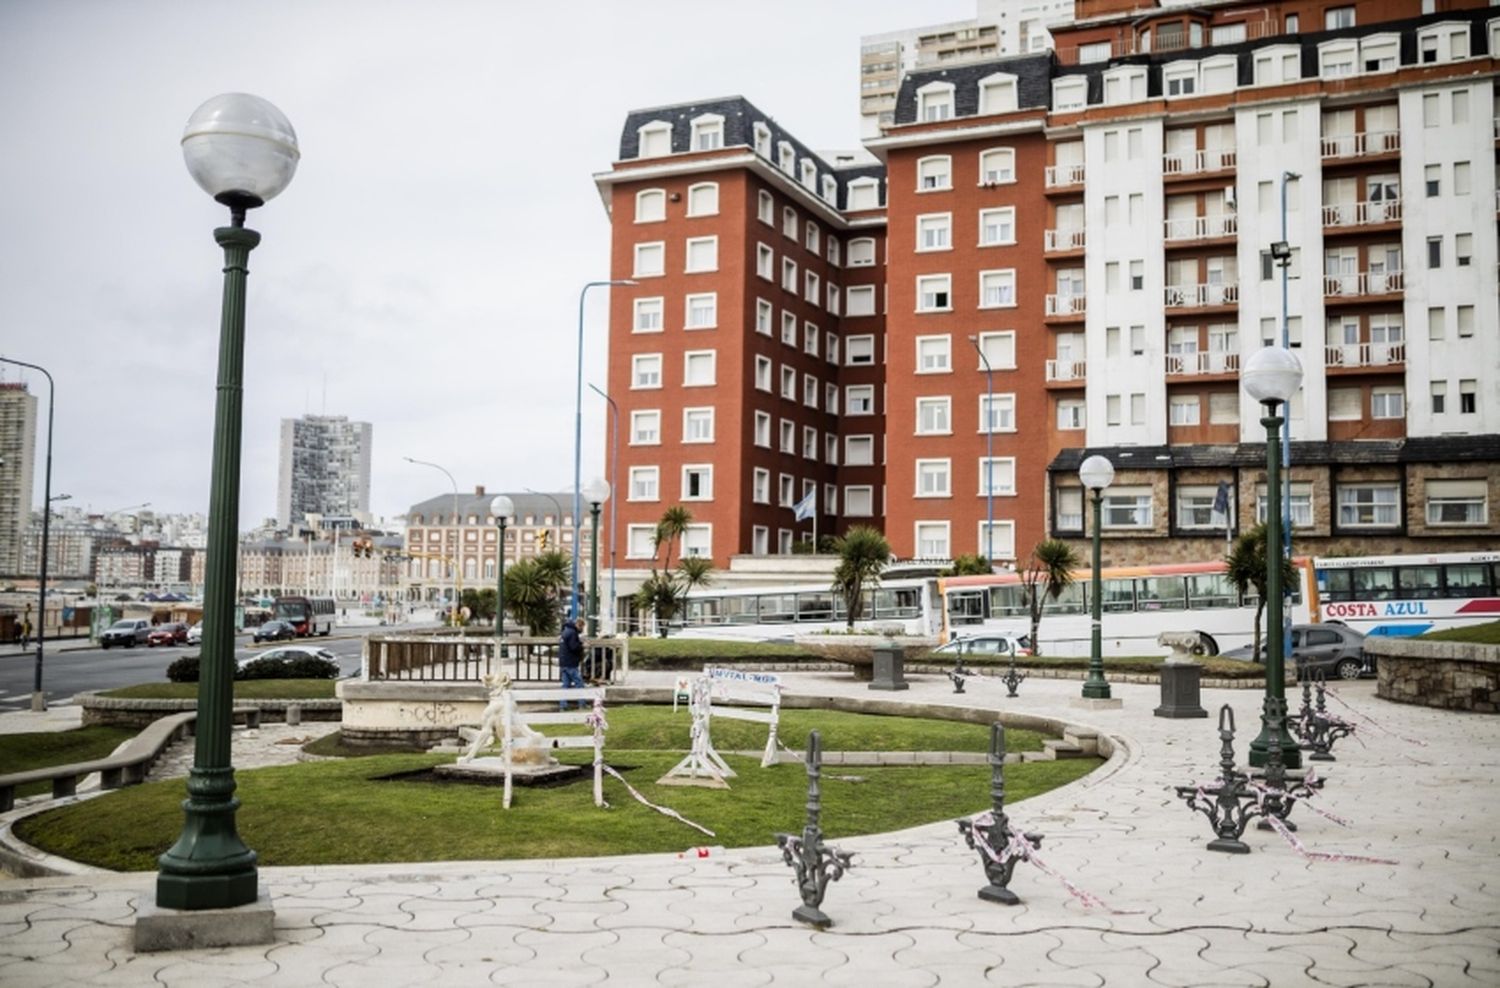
left=1220, top=623, right=1370, bottom=680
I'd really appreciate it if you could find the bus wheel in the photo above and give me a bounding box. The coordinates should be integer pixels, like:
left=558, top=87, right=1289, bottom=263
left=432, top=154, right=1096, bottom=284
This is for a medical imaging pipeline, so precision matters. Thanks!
left=1194, top=633, right=1219, bottom=657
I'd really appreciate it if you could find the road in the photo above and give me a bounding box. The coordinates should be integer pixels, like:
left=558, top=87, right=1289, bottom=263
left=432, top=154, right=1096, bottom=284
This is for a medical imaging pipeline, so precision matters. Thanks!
left=0, top=631, right=376, bottom=712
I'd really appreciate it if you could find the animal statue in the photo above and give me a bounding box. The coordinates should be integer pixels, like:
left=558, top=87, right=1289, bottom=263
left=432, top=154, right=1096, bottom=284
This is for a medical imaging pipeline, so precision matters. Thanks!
left=458, top=673, right=550, bottom=766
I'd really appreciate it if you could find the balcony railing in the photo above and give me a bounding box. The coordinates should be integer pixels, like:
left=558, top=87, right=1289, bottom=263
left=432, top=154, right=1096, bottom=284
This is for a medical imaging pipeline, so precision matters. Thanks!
left=1324, top=271, right=1404, bottom=297
left=1322, top=199, right=1402, bottom=228
left=1044, top=228, right=1086, bottom=251
left=1325, top=342, right=1405, bottom=368
left=1045, top=358, right=1087, bottom=381
left=1045, top=293, right=1086, bottom=317
left=1054, top=17, right=1280, bottom=64
left=1165, top=351, right=1240, bottom=376
left=1320, top=130, right=1401, bottom=160
left=1164, top=213, right=1237, bottom=241
left=1163, top=149, right=1236, bottom=176
left=1164, top=283, right=1239, bottom=308
left=1045, top=163, right=1085, bottom=187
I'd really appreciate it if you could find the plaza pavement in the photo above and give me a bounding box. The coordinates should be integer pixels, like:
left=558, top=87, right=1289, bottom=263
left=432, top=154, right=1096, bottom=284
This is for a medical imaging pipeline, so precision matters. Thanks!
left=1, top=669, right=1497, bottom=986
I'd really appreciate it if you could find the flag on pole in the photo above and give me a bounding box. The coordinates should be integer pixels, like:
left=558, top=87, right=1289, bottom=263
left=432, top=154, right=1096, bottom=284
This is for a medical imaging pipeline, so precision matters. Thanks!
left=793, top=488, right=817, bottom=522
left=1212, top=481, right=1230, bottom=517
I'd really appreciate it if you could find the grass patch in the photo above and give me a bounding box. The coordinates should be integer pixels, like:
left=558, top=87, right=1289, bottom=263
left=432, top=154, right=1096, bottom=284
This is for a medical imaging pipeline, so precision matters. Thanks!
left=1420, top=620, right=1500, bottom=645
left=0, top=726, right=138, bottom=798
left=626, top=637, right=829, bottom=667
left=98, top=680, right=338, bottom=701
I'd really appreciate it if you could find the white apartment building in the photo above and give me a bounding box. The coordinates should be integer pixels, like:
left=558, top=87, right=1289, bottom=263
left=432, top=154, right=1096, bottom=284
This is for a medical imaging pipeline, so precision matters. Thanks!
left=276, top=414, right=373, bottom=530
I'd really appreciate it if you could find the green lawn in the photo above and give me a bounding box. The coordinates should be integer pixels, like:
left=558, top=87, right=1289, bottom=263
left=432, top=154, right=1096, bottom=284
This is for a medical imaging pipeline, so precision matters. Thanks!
left=1420, top=620, right=1500, bottom=645
left=0, top=725, right=138, bottom=797
left=98, top=680, right=338, bottom=700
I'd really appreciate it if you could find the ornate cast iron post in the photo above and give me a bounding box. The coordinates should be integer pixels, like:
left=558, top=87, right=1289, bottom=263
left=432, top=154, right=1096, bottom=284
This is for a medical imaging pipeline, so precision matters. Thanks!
left=775, top=730, right=852, bottom=928
left=1175, top=704, right=1263, bottom=854
left=957, top=723, right=1042, bottom=904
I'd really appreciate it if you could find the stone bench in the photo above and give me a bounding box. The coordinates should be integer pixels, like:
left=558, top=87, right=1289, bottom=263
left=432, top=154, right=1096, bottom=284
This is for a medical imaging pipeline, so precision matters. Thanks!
left=0, top=706, right=261, bottom=813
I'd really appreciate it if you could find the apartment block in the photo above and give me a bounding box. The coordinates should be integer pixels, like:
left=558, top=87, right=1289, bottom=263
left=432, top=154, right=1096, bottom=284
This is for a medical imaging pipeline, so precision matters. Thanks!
left=276, top=414, right=373, bottom=530
left=601, top=0, right=1500, bottom=570
left=0, top=383, right=38, bottom=578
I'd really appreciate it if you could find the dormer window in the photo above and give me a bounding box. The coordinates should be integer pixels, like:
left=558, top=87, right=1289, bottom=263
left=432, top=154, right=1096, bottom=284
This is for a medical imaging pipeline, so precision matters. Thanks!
left=1418, top=23, right=1471, bottom=64
left=637, top=121, right=672, bottom=159
left=1102, top=67, right=1147, bottom=105
left=800, top=159, right=817, bottom=190
left=1360, top=35, right=1398, bottom=74
left=1052, top=77, right=1087, bottom=111
left=753, top=122, right=771, bottom=157
left=690, top=114, right=724, bottom=152
left=847, top=178, right=880, bottom=211
left=917, top=82, right=955, bottom=122
left=820, top=174, right=836, bottom=204
left=1163, top=63, right=1198, bottom=98
left=978, top=73, right=1018, bottom=115
left=1253, top=45, right=1301, bottom=86
left=777, top=141, right=795, bottom=175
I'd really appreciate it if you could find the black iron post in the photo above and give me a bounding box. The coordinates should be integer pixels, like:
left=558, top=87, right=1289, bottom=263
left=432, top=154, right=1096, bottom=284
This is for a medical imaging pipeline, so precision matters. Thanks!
left=588, top=498, right=602, bottom=636
left=775, top=729, right=852, bottom=927
left=1249, top=400, right=1300, bottom=769
left=957, top=723, right=1042, bottom=903
left=1082, top=487, right=1110, bottom=699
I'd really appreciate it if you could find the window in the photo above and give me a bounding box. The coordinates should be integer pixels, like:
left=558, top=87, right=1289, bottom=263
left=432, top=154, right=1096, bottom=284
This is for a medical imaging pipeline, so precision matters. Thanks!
left=918, top=83, right=955, bottom=122
left=845, top=487, right=874, bottom=516
left=848, top=238, right=876, bottom=266
left=779, top=419, right=795, bottom=452
left=690, top=114, right=722, bottom=151
left=978, top=148, right=1015, bottom=185
left=638, top=121, right=671, bottom=158
left=1053, top=77, right=1087, bottom=111
left=980, top=457, right=1015, bottom=496
left=682, top=465, right=713, bottom=501
left=1175, top=485, right=1231, bottom=531
left=1103, top=487, right=1153, bottom=529
left=1460, top=380, right=1477, bottom=414
left=978, top=74, right=1018, bottom=115
left=755, top=299, right=773, bottom=336
left=752, top=526, right=769, bottom=555
left=846, top=385, right=875, bottom=415
left=1453, top=90, right=1470, bottom=124
left=685, top=293, right=716, bottom=329
left=628, top=466, right=659, bottom=502
left=685, top=236, right=717, bottom=273
left=753, top=411, right=771, bottom=447
left=976, top=332, right=1015, bottom=370
left=827, top=238, right=841, bottom=266
left=1337, top=484, right=1400, bottom=528
left=756, top=243, right=774, bottom=280
left=978, top=207, right=1015, bottom=246
left=752, top=469, right=771, bottom=505
left=918, top=275, right=952, bottom=312
left=1328, top=387, right=1362, bottom=421
left=917, top=335, right=951, bottom=373
left=916, top=397, right=951, bottom=435
left=825, top=383, right=838, bottom=414
left=1164, top=65, right=1197, bottom=97
left=1324, top=6, right=1354, bottom=30
left=802, top=425, right=817, bottom=459
left=1129, top=260, right=1144, bottom=291
left=1429, top=307, right=1445, bottom=340
left=845, top=435, right=874, bottom=466
left=916, top=460, right=951, bottom=497
left=826, top=284, right=840, bottom=315
left=1056, top=399, right=1085, bottom=430
left=1427, top=237, right=1442, bottom=269
left=1456, top=234, right=1473, bottom=267
left=686, top=182, right=718, bottom=217
left=1209, top=392, right=1239, bottom=426
left=1130, top=394, right=1146, bottom=426
left=1078, top=40, right=1110, bottom=64
left=682, top=525, right=711, bottom=559
left=683, top=350, right=715, bottom=387
left=630, top=409, right=661, bottom=445
left=804, top=322, right=819, bottom=356
left=781, top=311, right=797, bottom=346
left=757, top=190, right=774, bottom=225
left=1320, top=41, right=1356, bottom=78
left=805, top=222, right=819, bottom=253
left=631, top=353, right=662, bottom=389
left=780, top=366, right=796, bottom=400
left=633, top=297, right=663, bottom=333
left=777, top=529, right=793, bottom=555
left=1454, top=161, right=1471, bottom=196
left=847, top=179, right=880, bottom=210
left=826, top=335, right=839, bottom=366
left=846, top=335, right=875, bottom=365
left=1425, top=165, right=1440, bottom=198
left=635, top=189, right=665, bottom=223
left=1258, top=483, right=1311, bottom=528
left=683, top=407, right=714, bottom=443
left=800, top=159, right=817, bottom=191
left=915, top=522, right=950, bottom=558
left=781, top=258, right=797, bottom=292
left=627, top=525, right=657, bottom=559
left=917, top=213, right=951, bottom=251
left=1425, top=480, right=1487, bottom=526
left=1371, top=387, right=1404, bottom=419
left=980, top=394, right=1015, bottom=433
left=979, top=270, right=1015, bottom=308
left=802, top=374, right=818, bottom=408
left=1458, top=306, right=1475, bottom=338
left=842, top=286, right=875, bottom=318
left=754, top=355, right=772, bottom=391
left=917, top=156, right=952, bottom=191
left=1169, top=395, right=1200, bottom=426
left=777, top=141, right=795, bottom=174
left=1431, top=381, right=1447, bottom=415
left=782, top=206, right=797, bottom=239
left=633, top=242, right=664, bottom=278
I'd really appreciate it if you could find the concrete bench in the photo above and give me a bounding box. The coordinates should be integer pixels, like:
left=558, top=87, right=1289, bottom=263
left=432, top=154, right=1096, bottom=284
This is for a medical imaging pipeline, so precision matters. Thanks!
left=0, top=706, right=262, bottom=813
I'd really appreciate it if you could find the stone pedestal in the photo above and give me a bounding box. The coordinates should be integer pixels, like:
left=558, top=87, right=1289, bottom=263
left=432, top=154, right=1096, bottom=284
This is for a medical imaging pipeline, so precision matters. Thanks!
left=1155, top=662, right=1208, bottom=718
left=134, top=883, right=275, bottom=952
left=869, top=646, right=909, bottom=691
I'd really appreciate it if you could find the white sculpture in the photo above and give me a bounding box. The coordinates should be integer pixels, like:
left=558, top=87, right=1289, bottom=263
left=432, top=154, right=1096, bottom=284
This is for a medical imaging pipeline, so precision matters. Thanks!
left=458, top=673, right=550, bottom=767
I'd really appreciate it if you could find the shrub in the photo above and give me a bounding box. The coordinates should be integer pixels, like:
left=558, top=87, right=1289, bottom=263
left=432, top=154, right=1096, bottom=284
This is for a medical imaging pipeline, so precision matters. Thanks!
left=238, top=655, right=338, bottom=681
left=166, top=654, right=200, bottom=683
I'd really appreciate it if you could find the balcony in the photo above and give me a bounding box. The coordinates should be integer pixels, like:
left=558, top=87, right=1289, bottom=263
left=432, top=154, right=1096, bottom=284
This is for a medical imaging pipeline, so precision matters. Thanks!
left=1053, top=17, right=1280, bottom=65
left=1324, top=271, right=1403, bottom=298
left=1164, top=283, right=1238, bottom=309
left=1044, top=228, right=1086, bottom=252
left=1325, top=342, right=1405, bottom=369
left=1322, top=199, right=1402, bottom=229
left=1320, top=130, right=1401, bottom=161
left=1045, top=358, right=1087, bottom=383
left=1165, top=351, right=1240, bottom=376
left=1045, top=163, right=1085, bottom=188
left=1163, top=149, right=1236, bottom=177
left=1164, top=213, right=1237, bottom=242
left=1044, top=293, right=1086, bottom=319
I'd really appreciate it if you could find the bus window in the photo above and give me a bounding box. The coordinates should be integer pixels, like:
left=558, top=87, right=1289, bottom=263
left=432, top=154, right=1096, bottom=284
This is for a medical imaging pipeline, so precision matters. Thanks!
left=685, top=599, right=721, bottom=625
left=797, top=593, right=833, bottom=622
left=1397, top=565, right=1441, bottom=600
left=875, top=587, right=921, bottom=618
left=1100, top=579, right=1135, bottom=613
left=1443, top=563, right=1493, bottom=598
left=760, top=594, right=796, bottom=623
left=991, top=585, right=1028, bottom=617
left=1041, top=583, right=1085, bottom=615
left=1187, top=574, right=1238, bottom=609
left=1352, top=567, right=1397, bottom=600
left=1320, top=569, right=1353, bottom=602
left=949, top=590, right=987, bottom=625
left=723, top=596, right=758, bottom=624
left=1137, top=576, right=1186, bottom=611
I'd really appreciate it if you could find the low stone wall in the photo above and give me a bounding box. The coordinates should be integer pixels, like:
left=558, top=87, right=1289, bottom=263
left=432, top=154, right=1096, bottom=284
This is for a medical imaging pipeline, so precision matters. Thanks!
left=79, top=693, right=343, bottom=729
left=1369, top=637, right=1500, bottom=713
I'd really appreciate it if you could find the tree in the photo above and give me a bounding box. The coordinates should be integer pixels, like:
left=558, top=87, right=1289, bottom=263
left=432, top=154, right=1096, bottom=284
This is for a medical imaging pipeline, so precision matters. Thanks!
left=459, top=587, right=498, bottom=623
left=943, top=553, right=992, bottom=577
left=1019, top=539, right=1081, bottom=657
left=503, top=555, right=569, bottom=636
left=652, top=506, right=692, bottom=570
left=633, top=506, right=714, bottom=637
left=829, top=525, right=891, bottom=631
left=1225, top=523, right=1297, bottom=660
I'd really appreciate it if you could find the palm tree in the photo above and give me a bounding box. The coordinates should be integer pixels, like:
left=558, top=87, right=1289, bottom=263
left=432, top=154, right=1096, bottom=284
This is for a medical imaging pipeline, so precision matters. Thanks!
left=1225, top=523, right=1296, bottom=660
left=943, top=553, right=992, bottom=577
left=503, top=558, right=558, bottom=635
left=653, top=506, right=692, bottom=570
left=830, top=525, right=891, bottom=631
left=1019, top=539, right=1081, bottom=657
left=678, top=556, right=714, bottom=594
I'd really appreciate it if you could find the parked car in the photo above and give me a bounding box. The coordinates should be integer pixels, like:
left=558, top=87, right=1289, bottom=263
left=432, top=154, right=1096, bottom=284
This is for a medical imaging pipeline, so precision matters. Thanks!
left=100, top=619, right=151, bottom=649
left=186, top=622, right=203, bottom=646
left=1220, top=623, right=1371, bottom=680
left=146, top=622, right=189, bottom=647
left=237, top=644, right=339, bottom=671
left=252, top=619, right=298, bottom=644
left=930, top=633, right=1033, bottom=660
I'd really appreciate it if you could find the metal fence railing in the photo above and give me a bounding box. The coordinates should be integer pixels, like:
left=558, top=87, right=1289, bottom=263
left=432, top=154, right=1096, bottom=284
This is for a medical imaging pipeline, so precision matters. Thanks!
left=363, top=633, right=629, bottom=685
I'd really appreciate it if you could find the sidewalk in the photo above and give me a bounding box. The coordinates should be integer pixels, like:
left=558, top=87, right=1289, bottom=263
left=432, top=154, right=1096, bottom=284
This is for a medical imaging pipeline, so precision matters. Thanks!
left=1, top=671, right=1496, bottom=986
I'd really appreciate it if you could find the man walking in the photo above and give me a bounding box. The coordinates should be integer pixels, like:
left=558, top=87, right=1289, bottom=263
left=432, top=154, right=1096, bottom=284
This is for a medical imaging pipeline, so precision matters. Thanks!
left=558, top=617, right=586, bottom=709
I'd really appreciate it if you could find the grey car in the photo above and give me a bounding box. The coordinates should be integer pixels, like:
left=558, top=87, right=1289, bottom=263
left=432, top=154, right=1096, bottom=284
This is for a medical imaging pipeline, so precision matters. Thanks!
left=1220, top=623, right=1370, bottom=680
left=100, top=618, right=151, bottom=649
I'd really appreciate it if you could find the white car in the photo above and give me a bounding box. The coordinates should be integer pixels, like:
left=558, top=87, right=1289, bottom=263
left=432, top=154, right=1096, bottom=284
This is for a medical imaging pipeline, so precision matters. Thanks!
left=237, top=644, right=338, bottom=671
left=930, top=633, right=1033, bottom=659
left=187, top=623, right=203, bottom=646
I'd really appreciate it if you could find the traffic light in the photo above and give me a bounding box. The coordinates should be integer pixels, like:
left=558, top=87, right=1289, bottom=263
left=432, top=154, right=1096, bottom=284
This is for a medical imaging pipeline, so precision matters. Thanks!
left=537, top=530, right=551, bottom=550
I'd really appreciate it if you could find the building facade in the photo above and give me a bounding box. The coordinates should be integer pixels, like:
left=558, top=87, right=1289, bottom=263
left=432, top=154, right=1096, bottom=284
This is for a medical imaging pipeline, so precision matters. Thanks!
left=0, top=382, right=38, bottom=578
left=275, top=414, right=373, bottom=530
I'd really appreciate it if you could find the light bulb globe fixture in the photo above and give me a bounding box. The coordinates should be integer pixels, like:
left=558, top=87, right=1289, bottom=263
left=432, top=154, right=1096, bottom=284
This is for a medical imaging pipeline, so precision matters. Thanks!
left=182, top=93, right=299, bottom=207
left=1242, top=346, right=1304, bottom=405
left=1078, top=455, right=1115, bottom=492
left=583, top=477, right=611, bottom=505
left=489, top=494, right=514, bottom=523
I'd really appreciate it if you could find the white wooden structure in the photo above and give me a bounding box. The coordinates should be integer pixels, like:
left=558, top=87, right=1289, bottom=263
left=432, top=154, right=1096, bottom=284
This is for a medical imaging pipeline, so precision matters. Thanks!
left=500, top=686, right=607, bottom=809
left=661, top=667, right=782, bottom=785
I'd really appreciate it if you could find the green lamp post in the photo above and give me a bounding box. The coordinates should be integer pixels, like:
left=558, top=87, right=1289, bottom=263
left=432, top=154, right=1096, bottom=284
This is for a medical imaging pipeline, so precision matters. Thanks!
left=490, top=494, right=513, bottom=657
left=156, top=93, right=299, bottom=911
left=1242, top=345, right=1304, bottom=769
left=1078, top=454, right=1115, bottom=700
left=582, top=477, right=610, bottom=636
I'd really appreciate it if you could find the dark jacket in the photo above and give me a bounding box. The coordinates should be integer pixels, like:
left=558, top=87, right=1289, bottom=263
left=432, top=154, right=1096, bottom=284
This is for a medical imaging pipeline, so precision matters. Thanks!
left=559, top=622, right=583, bottom=669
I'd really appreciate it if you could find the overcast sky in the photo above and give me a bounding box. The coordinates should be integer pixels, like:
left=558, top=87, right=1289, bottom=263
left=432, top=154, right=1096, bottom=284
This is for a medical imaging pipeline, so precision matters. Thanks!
left=0, top=0, right=971, bottom=529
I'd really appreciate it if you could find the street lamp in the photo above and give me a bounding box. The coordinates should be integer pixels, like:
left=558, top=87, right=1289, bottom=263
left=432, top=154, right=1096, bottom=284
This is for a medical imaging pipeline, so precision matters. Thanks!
left=582, top=477, right=610, bottom=635
left=158, top=92, right=299, bottom=912
left=490, top=494, right=513, bottom=655
left=1242, top=345, right=1304, bottom=770
left=969, top=335, right=994, bottom=566
left=0, top=356, right=54, bottom=712
left=572, top=279, right=636, bottom=622
left=588, top=383, right=619, bottom=634
left=405, top=456, right=461, bottom=624
left=1078, top=455, right=1115, bottom=700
